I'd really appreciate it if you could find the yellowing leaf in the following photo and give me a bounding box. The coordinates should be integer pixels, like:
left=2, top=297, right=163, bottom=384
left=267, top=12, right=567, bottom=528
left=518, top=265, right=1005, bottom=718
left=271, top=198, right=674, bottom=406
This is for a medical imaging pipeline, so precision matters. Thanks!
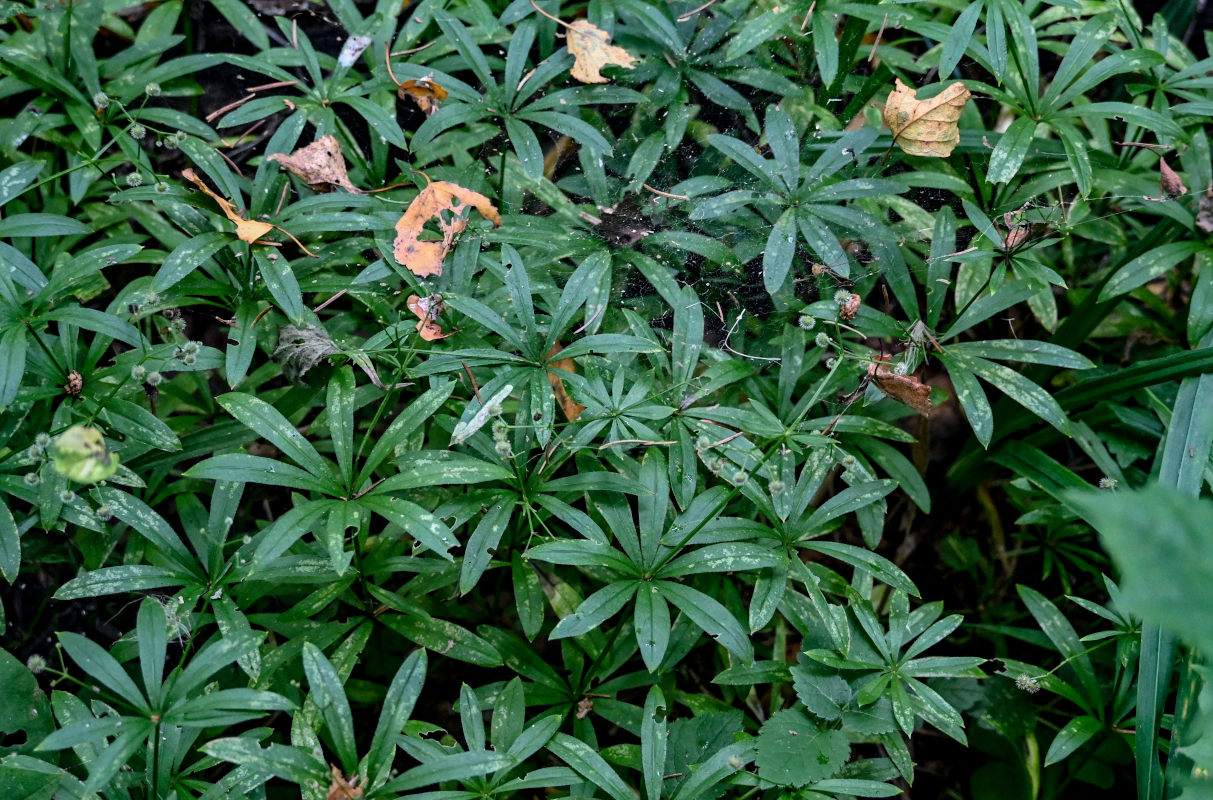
left=567, top=20, right=637, bottom=84
left=268, top=135, right=361, bottom=193
left=407, top=294, right=455, bottom=340
left=882, top=79, right=971, bottom=158
left=393, top=180, right=501, bottom=278
left=182, top=168, right=317, bottom=255
left=182, top=168, right=275, bottom=243
left=52, top=425, right=119, bottom=484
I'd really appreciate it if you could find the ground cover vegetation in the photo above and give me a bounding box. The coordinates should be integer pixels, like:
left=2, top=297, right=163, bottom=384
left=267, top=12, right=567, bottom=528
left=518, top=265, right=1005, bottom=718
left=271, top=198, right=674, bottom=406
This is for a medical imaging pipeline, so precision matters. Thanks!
left=2, top=0, right=1213, bottom=797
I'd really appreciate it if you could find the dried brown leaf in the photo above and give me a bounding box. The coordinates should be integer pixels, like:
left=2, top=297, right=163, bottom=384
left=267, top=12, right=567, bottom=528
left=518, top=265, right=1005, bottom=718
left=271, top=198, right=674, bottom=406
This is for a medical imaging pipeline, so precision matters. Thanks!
left=268, top=135, right=361, bottom=193
left=1160, top=156, right=1188, bottom=198
left=869, top=357, right=932, bottom=416
left=393, top=180, right=501, bottom=278
left=548, top=343, right=586, bottom=421
left=882, top=79, right=971, bottom=158
left=326, top=765, right=364, bottom=800
left=567, top=19, right=637, bottom=84
left=407, top=294, right=455, bottom=340
left=1199, top=183, right=1213, bottom=234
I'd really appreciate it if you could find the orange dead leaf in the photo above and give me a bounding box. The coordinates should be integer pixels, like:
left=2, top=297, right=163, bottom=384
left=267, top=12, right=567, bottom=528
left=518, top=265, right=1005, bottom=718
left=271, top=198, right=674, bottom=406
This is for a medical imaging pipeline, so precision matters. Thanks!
left=567, top=20, right=637, bottom=84
left=399, top=76, right=448, bottom=116
left=268, top=135, right=361, bottom=193
left=547, top=343, right=586, bottom=421
left=181, top=168, right=317, bottom=255
left=869, top=357, right=932, bottom=416
left=882, top=79, right=971, bottom=158
left=407, top=294, right=455, bottom=340
left=393, top=179, right=501, bottom=278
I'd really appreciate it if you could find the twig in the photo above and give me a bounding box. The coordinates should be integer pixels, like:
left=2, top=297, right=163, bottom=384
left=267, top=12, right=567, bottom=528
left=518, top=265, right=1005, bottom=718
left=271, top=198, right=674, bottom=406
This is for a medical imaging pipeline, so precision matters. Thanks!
left=528, top=0, right=573, bottom=31
left=642, top=183, right=689, bottom=200
left=868, top=13, right=887, bottom=63
left=677, top=0, right=719, bottom=22
left=461, top=361, right=482, bottom=402
left=599, top=439, right=676, bottom=449
left=313, top=290, right=347, bottom=313
left=800, top=1, right=816, bottom=32
left=707, top=431, right=744, bottom=448
left=1116, top=141, right=1171, bottom=150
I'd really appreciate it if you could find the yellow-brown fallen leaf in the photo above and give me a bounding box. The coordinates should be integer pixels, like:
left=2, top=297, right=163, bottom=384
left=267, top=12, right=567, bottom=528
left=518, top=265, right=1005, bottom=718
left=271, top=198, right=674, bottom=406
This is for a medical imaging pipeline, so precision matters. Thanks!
left=1160, top=156, right=1188, bottom=198
left=399, top=76, right=448, bottom=116
left=407, top=294, right=456, bottom=340
left=268, top=135, right=361, bottom=193
left=325, top=764, right=364, bottom=800
left=869, top=356, right=932, bottom=416
left=393, top=179, right=501, bottom=278
left=548, top=343, right=586, bottom=421
left=567, top=19, right=637, bottom=84
left=182, top=168, right=317, bottom=255
left=882, top=79, right=970, bottom=158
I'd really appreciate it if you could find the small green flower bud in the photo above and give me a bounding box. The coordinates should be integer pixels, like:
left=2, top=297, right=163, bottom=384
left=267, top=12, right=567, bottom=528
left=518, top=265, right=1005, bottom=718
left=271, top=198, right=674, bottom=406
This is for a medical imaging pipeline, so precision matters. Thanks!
left=96, top=504, right=113, bottom=521
left=24, top=472, right=40, bottom=486
left=487, top=403, right=503, bottom=416
left=731, top=469, right=748, bottom=485
left=145, top=83, right=161, bottom=97
left=834, top=289, right=853, bottom=305
left=798, top=314, right=815, bottom=330
left=154, top=181, right=170, bottom=194
left=1099, top=477, right=1118, bottom=490
left=125, top=172, right=143, bottom=187
left=173, top=130, right=187, bottom=144
left=92, top=92, right=110, bottom=109
left=815, top=332, right=831, bottom=348
left=768, top=479, right=785, bottom=494
left=59, top=489, right=76, bottom=503
left=129, top=124, right=146, bottom=139
left=1015, top=674, right=1041, bottom=694
left=146, top=371, right=163, bottom=387
left=182, top=353, right=196, bottom=366
left=695, top=435, right=711, bottom=450
left=494, top=439, right=512, bottom=457
left=26, top=654, right=47, bottom=674
left=35, top=433, right=51, bottom=448
left=131, top=365, right=147, bottom=381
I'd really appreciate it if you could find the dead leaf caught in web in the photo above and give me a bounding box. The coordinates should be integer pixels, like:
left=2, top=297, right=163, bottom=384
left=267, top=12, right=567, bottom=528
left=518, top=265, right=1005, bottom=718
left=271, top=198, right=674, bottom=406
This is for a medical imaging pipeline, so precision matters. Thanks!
left=407, top=294, right=455, bottom=340
left=567, top=20, right=637, bottom=84
left=182, top=168, right=316, bottom=255
left=869, top=357, right=933, bottom=416
left=393, top=179, right=501, bottom=278
left=1160, top=157, right=1188, bottom=198
left=399, top=77, right=448, bottom=115
left=882, top=79, right=971, bottom=158
left=268, top=135, right=361, bottom=193
left=547, top=343, right=586, bottom=421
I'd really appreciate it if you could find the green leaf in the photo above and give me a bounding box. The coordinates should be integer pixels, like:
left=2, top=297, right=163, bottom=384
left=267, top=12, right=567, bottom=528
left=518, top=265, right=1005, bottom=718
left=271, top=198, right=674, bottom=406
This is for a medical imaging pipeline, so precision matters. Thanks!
left=368, top=649, right=427, bottom=787
left=946, top=364, right=993, bottom=447
left=550, top=581, right=638, bottom=639
left=0, top=214, right=90, bottom=238
left=1099, top=242, right=1204, bottom=301
left=252, top=249, right=307, bottom=324
left=359, top=494, right=458, bottom=560
left=548, top=733, right=635, bottom=800
left=101, top=397, right=181, bottom=452
left=802, top=541, right=918, bottom=596
left=302, top=643, right=357, bottom=771
left=357, top=380, right=455, bottom=482
left=1044, top=715, right=1102, bottom=765
left=460, top=500, right=514, bottom=594
left=763, top=207, right=798, bottom=295
left=379, top=451, right=512, bottom=492
left=218, top=393, right=336, bottom=482
left=657, top=581, right=753, bottom=662
left=379, top=611, right=502, bottom=666
left=55, top=565, right=187, bottom=600
left=1017, top=585, right=1101, bottom=706
left=153, top=231, right=229, bottom=292
left=756, top=708, right=848, bottom=787
left=634, top=582, right=671, bottom=672
left=136, top=598, right=167, bottom=706
left=202, top=737, right=327, bottom=785
left=986, top=117, right=1037, bottom=184
left=58, top=633, right=148, bottom=712
left=0, top=496, right=19, bottom=584
left=384, top=751, right=515, bottom=793
left=327, top=366, right=356, bottom=485
left=186, top=454, right=335, bottom=494
left=939, top=2, right=982, bottom=77
left=641, top=686, right=668, bottom=800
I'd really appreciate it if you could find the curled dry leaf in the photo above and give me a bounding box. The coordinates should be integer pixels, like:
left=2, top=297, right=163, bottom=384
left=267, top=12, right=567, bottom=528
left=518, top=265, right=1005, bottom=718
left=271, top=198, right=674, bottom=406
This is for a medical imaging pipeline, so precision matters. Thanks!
left=567, top=19, right=637, bottom=84
left=326, top=764, right=364, bottom=800
left=393, top=180, right=501, bottom=278
left=182, top=168, right=317, bottom=255
left=182, top=168, right=275, bottom=243
left=882, top=79, right=971, bottom=158
left=399, top=76, right=448, bottom=115
left=547, top=343, right=586, bottom=421
left=407, top=294, right=455, bottom=340
left=839, top=293, right=861, bottom=321
left=268, top=135, right=361, bottom=193
left=1160, top=157, right=1188, bottom=198
left=869, top=357, right=932, bottom=416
